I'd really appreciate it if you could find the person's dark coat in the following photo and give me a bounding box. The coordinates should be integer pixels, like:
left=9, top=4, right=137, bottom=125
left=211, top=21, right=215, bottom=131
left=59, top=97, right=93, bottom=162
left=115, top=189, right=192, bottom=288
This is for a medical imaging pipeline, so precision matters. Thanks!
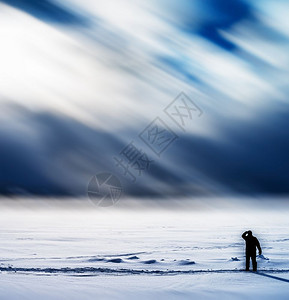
left=242, top=231, right=262, bottom=255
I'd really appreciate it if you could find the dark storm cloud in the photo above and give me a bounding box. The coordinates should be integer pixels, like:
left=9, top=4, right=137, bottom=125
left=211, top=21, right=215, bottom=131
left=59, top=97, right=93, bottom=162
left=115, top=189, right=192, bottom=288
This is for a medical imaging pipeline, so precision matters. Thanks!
left=1, top=103, right=289, bottom=198
left=0, top=106, right=123, bottom=196
left=167, top=105, right=289, bottom=195
left=0, top=106, right=194, bottom=197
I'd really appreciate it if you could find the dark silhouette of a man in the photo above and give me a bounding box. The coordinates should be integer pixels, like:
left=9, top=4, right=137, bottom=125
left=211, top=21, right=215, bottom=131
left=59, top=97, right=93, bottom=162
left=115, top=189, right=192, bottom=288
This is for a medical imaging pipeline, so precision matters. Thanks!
left=242, top=230, right=262, bottom=271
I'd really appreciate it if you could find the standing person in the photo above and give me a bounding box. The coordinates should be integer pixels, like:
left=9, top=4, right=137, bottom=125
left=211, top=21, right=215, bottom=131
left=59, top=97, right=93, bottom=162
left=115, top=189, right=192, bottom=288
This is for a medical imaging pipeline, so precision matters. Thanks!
left=242, top=230, right=262, bottom=271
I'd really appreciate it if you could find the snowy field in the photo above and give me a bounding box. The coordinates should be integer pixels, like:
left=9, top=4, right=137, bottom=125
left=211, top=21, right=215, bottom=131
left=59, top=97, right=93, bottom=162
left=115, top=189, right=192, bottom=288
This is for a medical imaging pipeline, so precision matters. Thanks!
left=0, top=199, right=289, bottom=299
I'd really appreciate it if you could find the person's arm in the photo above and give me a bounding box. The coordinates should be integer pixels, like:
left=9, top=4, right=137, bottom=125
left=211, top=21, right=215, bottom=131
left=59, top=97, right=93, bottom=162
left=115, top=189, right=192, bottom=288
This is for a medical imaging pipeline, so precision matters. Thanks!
left=242, top=231, right=248, bottom=240
left=256, top=238, right=262, bottom=255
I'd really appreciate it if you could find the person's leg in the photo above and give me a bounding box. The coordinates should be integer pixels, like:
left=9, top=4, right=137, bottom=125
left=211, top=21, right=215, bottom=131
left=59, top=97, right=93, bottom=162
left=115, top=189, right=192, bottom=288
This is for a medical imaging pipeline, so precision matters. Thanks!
left=246, top=254, right=250, bottom=271
left=252, top=255, right=257, bottom=271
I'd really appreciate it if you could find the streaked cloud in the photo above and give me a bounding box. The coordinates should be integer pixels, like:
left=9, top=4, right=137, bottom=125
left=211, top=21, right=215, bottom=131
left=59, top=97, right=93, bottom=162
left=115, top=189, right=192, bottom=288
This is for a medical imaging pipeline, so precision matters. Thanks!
left=0, top=0, right=289, bottom=197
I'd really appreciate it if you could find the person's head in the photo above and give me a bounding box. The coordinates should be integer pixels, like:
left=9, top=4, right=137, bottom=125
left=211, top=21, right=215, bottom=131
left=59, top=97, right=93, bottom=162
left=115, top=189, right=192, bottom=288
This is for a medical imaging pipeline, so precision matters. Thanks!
left=247, top=230, right=252, bottom=236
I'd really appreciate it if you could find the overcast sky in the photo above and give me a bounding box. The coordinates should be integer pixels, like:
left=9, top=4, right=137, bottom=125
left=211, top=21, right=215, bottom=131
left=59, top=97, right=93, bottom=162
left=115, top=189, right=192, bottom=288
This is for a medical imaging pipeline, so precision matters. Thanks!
left=0, top=0, right=289, bottom=198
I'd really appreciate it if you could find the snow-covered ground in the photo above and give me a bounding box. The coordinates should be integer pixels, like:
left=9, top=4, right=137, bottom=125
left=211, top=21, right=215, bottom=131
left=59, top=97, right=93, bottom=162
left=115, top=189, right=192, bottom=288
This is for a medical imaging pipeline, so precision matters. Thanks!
left=0, top=199, right=289, bottom=299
